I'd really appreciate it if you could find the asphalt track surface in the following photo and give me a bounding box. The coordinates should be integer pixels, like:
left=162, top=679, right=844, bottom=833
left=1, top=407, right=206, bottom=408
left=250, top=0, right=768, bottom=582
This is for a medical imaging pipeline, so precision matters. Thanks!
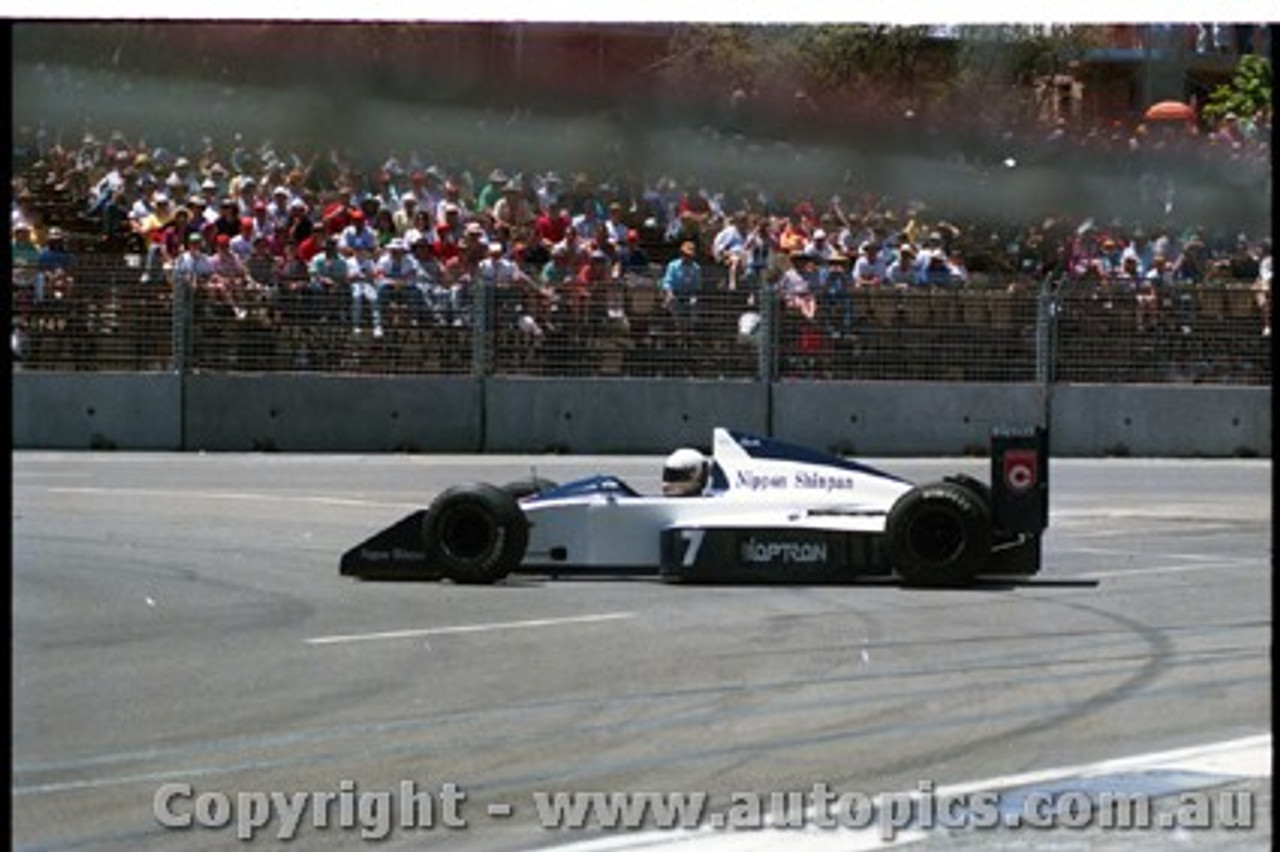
left=12, top=451, right=1271, bottom=851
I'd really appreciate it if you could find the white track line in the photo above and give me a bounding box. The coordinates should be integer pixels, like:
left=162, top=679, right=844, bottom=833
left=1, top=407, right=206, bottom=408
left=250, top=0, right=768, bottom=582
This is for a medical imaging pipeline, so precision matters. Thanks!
left=46, top=486, right=417, bottom=510
left=1081, top=560, right=1265, bottom=580
left=305, top=612, right=636, bottom=646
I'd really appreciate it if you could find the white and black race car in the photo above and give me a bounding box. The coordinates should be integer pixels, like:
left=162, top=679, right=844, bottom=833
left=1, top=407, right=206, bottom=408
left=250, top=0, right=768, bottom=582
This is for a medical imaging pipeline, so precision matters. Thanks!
left=341, top=427, right=1049, bottom=588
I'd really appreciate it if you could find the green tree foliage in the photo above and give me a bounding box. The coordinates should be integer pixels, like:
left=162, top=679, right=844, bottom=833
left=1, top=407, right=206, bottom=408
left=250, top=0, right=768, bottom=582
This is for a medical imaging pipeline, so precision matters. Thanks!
left=657, top=24, right=1107, bottom=121
left=1202, top=54, right=1272, bottom=124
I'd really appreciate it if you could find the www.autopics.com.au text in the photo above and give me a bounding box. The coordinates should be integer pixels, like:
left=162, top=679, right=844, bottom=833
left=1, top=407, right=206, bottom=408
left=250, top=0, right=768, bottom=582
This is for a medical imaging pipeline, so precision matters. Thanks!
left=153, top=779, right=1257, bottom=842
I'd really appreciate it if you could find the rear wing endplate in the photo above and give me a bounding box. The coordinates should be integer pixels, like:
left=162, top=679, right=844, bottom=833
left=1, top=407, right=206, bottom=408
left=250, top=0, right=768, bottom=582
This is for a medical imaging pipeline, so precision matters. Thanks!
left=990, top=426, right=1049, bottom=534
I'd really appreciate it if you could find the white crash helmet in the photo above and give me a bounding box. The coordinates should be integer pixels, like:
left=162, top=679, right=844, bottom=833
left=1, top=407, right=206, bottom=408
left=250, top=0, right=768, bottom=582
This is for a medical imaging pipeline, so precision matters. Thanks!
left=662, top=447, right=708, bottom=497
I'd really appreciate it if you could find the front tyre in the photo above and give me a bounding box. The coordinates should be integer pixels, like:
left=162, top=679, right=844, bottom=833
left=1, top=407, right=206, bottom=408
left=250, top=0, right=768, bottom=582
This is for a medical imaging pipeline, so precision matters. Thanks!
left=885, top=481, right=992, bottom=587
left=422, top=483, right=529, bottom=584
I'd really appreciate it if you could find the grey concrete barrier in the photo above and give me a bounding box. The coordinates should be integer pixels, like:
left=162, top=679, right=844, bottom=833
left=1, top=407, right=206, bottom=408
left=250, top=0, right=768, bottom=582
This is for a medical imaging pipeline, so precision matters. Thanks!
left=12, top=371, right=182, bottom=450
left=10, top=372, right=1271, bottom=457
left=483, top=377, right=769, bottom=453
left=182, top=374, right=482, bottom=452
left=772, top=381, right=1046, bottom=456
left=1050, top=383, right=1271, bottom=457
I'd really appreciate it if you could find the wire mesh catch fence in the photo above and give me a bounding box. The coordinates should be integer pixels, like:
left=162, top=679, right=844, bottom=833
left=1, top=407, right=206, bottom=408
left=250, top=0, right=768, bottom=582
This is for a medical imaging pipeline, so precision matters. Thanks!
left=10, top=255, right=1270, bottom=386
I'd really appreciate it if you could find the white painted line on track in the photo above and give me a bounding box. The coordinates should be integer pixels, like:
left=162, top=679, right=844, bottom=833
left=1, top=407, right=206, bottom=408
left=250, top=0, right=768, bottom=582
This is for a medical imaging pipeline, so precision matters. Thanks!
left=305, top=612, right=636, bottom=646
left=46, top=486, right=418, bottom=510
left=1080, top=560, right=1266, bottom=580
left=540, top=733, right=1271, bottom=852
left=1067, top=546, right=1261, bottom=563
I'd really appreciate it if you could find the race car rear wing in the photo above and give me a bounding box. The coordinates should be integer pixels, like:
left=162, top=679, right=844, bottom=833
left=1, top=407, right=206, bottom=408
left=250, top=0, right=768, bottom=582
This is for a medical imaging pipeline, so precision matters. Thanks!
left=990, top=425, right=1049, bottom=534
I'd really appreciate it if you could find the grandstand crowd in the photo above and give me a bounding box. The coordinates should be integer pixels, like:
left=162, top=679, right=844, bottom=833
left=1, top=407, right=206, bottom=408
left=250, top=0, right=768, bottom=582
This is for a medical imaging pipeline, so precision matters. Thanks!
left=10, top=105, right=1273, bottom=373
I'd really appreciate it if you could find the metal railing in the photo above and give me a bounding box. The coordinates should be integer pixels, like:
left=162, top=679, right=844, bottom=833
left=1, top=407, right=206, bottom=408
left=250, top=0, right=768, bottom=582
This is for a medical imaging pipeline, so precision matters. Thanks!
left=10, top=255, right=1271, bottom=386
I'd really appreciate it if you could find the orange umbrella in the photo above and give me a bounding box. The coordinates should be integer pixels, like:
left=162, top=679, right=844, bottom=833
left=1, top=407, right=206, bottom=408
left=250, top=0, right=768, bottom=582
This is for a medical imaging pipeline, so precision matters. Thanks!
left=1144, top=100, right=1196, bottom=122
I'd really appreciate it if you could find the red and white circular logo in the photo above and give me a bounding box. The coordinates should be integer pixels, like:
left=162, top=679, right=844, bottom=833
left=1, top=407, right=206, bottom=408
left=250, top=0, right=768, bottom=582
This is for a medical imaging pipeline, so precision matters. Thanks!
left=1004, top=449, right=1038, bottom=493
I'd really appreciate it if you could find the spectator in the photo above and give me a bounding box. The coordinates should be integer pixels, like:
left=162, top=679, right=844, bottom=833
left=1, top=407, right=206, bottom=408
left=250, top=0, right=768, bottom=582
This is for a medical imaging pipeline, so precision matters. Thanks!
left=1138, top=253, right=1173, bottom=330
left=535, top=206, right=573, bottom=258
left=947, top=250, right=969, bottom=286
left=535, top=171, right=562, bottom=212
left=185, top=195, right=213, bottom=230
left=434, top=181, right=468, bottom=227
left=209, top=233, right=249, bottom=319
left=12, top=223, right=40, bottom=313
left=284, top=198, right=313, bottom=247
left=741, top=216, right=776, bottom=292
left=821, top=252, right=856, bottom=336
left=541, top=241, right=575, bottom=288
left=159, top=206, right=198, bottom=262
left=919, top=251, right=955, bottom=287
left=371, top=207, right=397, bottom=248
left=1111, top=254, right=1144, bottom=288
left=347, top=247, right=384, bottom=338
left=779, top=250, right=819, bottom=320
left=244, top=234, right=280, bottom=298
left=804, top=228, right=836, bottom=264
left=478, top=241, right=536, bottom=331
left=712, top=211, right=749, bottom=290
left=305, top=236, right=350, bottom=323
left=410, top=236, right=452, bottom=325
left=618, top=229, right=651, bottom=275
left=228, top=216, right=257, bottom=263
left=266, top=186, right=294, bottom=232
left=777, top=213, right=809, bottom=256
left=1173, top=235, right=1209, bottom=284
left=212, top=197, right=242, bottom=241
left=571, top=200, right=603, bottom=244
left=661, top=240, right=703, bottom=331
left=475, top=168, right=509, bottom=215
left=393, top=193, right=420, bottom=237
left=36, top=227, right=75, bottom=303
left=374, top=238, right=427, bottom=326
left=567, top=248, right=611, bottom=328
left=853, top=241, right=887, bottom=288
left=1121, top=230, right=1153, bottom=277
left=885, top=243, right=918, bottom=287
left=12, top=222, right=41, bottom=268
left=339, top=209, right=378, bottom=255
left=233, top=174, right=260, bottom=217
left=172, top=233, right=217, bottom=314
left=1227, top=234, right=1262, bottom=281
left=401, top=208, right=435, bottom=251
left=601, top=201, right=630, bottom=248
left=493, top=179, right=536, bottom=234
left=408, top=169, right=441, bottom=220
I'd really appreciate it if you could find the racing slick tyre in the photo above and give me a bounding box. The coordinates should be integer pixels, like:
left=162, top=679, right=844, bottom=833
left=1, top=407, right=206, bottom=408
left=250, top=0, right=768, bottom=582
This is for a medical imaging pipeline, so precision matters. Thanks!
left=884, top=481, right=992, bottom=587
left=500, top=478, right=559, bottom=500
left=943, top=473, right=991, bottom=509
left=422, top=483, right=529, bottom=584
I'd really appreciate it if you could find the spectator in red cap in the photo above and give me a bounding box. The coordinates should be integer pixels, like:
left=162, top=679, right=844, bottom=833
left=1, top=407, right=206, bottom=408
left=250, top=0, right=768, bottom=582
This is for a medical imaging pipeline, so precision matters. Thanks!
left=229, top=216, right=257, bottom=262
left=619, top=228, right=651, bottom=274
left=339, top=209, right=378, bottom=255
left=209, top=232, right=248, bottom=319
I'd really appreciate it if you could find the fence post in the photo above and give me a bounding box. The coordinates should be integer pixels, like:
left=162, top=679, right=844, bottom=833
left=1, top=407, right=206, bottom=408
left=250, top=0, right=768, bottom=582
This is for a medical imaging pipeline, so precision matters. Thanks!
left=758, top=282, right=777, bottom=383
left=1035, top=274, right=1057, bottom=428
left=471, top=279, right=494, bottom=378
left=172, top=271, right=191, bottom=375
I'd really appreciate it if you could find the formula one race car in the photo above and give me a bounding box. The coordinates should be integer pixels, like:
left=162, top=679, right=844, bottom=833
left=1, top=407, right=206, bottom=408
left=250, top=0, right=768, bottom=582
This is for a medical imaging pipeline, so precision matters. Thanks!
left=341, top=427, right=1049, bottom=588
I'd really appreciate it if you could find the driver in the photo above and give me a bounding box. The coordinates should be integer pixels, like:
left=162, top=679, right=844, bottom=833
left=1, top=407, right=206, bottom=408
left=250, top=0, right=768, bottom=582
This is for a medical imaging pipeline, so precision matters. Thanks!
left=662, top=448, right=709, bottom=497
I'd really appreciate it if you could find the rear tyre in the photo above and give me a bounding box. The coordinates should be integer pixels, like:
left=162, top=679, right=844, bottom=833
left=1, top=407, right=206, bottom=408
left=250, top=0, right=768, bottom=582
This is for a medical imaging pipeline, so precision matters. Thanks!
left=885, top=481, right=992, bottom=587
left=422, top=483, right=529, bottom=584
